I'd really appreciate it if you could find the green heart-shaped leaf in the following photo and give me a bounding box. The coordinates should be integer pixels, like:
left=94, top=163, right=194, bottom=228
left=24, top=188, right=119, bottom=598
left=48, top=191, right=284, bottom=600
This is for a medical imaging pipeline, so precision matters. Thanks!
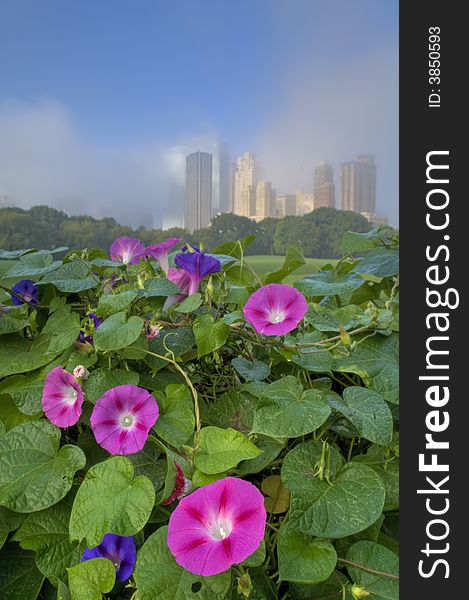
left=39, top=261, right=98, bottom=293
left=290, top=463, right=385, bottom=539
left=346, top=541, right=399, bottom=599
left=252, top=376, right=331, bottom=438
left=67, top=558, right=115, bottom=600
left=193, top=314, right=228, bottom=357
left=278, top=527, right=337, bottom=584
left=69, top=456, right=155, bottom=547
left=93, top=311, right=144, bottom=352
left=13, top=491, right=81, bottom=581
left=153, top=384, right=195, bottom=448
left=328, top=387, right=393, bottom=447
left=0, top=420, right=85, bottom=513
left=0, top=545, right=44, bottom=600
left=194, top=426, right=260, bottom=474
left=282, top=441, right=385, bottom=538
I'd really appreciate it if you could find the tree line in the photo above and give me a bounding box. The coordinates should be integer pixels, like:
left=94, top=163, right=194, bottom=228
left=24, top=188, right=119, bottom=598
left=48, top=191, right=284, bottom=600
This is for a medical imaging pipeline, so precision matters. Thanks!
left=0, top=205, right=373, bottom=258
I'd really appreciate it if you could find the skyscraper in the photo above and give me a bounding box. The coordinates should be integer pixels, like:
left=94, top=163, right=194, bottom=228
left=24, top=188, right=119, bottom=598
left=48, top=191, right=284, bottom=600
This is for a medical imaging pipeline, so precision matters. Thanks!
left=233, top=152, right=260, bottom=217
left=277, top=194, right=297, bottom=218
left=313, top=161, right=335, bottom=208
left=295, top=190, right=315, bottom=215
left=339, top=155, right=376, bottom=213
left=254, top=180, right=276, bottom=221
left=185, top=151, right=212, bottom=234
left=211, top=142, right=231, bottom=215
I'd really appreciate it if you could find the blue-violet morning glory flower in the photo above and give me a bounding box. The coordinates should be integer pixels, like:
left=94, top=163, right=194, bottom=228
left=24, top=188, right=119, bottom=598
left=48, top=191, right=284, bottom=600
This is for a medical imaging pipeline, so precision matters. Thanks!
left=11, top=279, right=39, bottom=306
left=174, top=251, right=221, bottom=295
left=79, top=313, right=102, bottom=344
left=81, top=534, right=137, bottom=582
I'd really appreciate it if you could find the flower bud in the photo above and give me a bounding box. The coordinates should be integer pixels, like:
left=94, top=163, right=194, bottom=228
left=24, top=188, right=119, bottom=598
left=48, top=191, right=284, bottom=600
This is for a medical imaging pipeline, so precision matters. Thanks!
left=73, top=365, right=90, bottom=380
left=161, top=462, right=192, bottom=505
left=146, top=324, right=160, bottom=342
left=339, top=324, right=351, bottom=348
left=352, top=584, right=370, bottom=598
left=237, top=572, right=252, bottom=598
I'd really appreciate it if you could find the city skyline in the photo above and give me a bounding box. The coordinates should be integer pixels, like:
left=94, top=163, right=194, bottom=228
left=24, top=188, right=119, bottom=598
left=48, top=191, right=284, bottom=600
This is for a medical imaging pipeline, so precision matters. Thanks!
left=183, top=147, right=384, bottom=229
left=0, top=1, right=398, bottom=226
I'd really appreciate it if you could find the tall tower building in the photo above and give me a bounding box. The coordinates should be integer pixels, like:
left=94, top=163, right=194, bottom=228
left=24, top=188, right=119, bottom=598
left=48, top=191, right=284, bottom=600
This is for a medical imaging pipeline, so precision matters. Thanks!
left=314, top=161, right=335, bottom=208
left=254, top=180, right=276, bottom=221
left=296, top=190, right=315, bottom=215
left=277, top=194, right=297, bottom=218
left=211, top=142, right=232, bottom=215
left=339, top=154, right=376, bottom=213
left=185, top=151, right=212, bottom=234
left=233, top=152, right=260, bottom=217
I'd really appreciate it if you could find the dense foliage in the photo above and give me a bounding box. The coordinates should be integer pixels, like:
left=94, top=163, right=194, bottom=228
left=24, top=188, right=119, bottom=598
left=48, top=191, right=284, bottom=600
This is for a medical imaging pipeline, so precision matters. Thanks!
left=0, top=226, right=399, bottom=599
left=0, top=205, right=372, bottom=258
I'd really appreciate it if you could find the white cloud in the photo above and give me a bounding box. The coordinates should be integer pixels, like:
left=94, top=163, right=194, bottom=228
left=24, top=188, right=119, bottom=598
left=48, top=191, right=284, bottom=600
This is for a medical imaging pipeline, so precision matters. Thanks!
left=0, top=100, right=215, bottom=227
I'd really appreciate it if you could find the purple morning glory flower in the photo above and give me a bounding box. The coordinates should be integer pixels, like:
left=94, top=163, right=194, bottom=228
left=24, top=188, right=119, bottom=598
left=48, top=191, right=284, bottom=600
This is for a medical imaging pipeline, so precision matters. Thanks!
left=110, top=236, right=145, bottom=265
left=174, top=251, right=221, bottom=295
left=79, top=313, right=102, bottom=344
left=42, top=366, right=84, bottom=428
left=11, top=279, right=39, bottom=306
left=145, top=237, right=182, bottom=273
left=90, top=384, right=159, bottom=455
left=82, top=534, right=137, bottom=582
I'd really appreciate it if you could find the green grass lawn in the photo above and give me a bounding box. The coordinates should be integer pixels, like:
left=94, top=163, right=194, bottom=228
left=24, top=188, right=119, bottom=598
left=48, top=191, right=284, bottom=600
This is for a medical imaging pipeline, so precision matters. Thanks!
left=0, top=259, right=13, bottom=277
left=245, top=255, right=335, bottom=284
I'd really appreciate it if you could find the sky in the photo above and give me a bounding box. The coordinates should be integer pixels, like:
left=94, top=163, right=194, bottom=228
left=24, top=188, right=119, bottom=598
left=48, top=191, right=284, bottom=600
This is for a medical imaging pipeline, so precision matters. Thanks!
left=0, top=0, right=399, bottom=227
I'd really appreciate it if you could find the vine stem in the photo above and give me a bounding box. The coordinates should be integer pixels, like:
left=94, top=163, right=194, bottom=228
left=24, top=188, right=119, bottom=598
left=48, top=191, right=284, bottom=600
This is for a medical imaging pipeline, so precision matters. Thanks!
left=336, top=557, right=400, bottom=580
left=294, top=325, right=373, bottom=348
left=140, top=348, right=201, bottom=440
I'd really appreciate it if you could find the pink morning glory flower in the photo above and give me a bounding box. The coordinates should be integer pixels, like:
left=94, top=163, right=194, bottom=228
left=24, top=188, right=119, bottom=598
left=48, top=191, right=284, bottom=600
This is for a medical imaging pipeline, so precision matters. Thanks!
left=243, top=283, right=309, bottom=336
left=42, top=366, right=85, bottom=428
left=109, top=237, right=146, bottom=265
left=174, top=251, right=221, bottom=295
left=167, top=476, right=266, bottom=576
left=163, top=267, right=191, bottom=312
left=82, top=534, right=136, bottom=582
left=167, top=267, right=191, bottom=296
left=90, top=385, right=159, bottom=455
left=146, top=237, right=182, bottom=273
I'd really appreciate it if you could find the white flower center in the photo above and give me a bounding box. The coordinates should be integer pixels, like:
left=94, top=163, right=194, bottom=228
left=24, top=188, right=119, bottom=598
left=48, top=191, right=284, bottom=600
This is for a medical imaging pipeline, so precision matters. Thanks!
left=121, top=414, right=134, bottom=428
left=113, top=560, right=120, bottom=570
left=210, top=518, right=232, bottom=541
left=269, top=309, right=285, bottom=324
left=64, top=387, right=78, bottom=404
